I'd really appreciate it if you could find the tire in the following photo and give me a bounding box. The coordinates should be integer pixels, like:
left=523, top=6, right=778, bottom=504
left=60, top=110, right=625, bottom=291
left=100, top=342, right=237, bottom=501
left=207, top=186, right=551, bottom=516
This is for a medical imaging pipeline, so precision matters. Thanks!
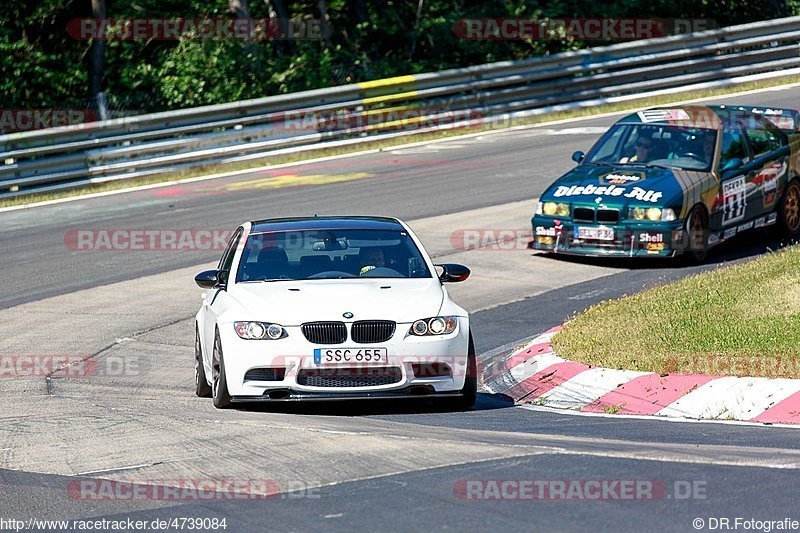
left=441, top=331, right=477, bottom=411
left=778, top=179, right=800, bottom=240
left=195, top=325, right=212, bottom=397
left=682, top=205, right=709, bottom=264
left=212, top=329, right=232, bottom=409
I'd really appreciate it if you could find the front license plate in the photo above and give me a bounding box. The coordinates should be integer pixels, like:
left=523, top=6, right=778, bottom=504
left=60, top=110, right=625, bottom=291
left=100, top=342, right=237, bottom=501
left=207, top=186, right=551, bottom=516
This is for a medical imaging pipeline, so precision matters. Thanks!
left=575, top=226, right=614, bottom=241
left=314, top=348, right=388, bottom=365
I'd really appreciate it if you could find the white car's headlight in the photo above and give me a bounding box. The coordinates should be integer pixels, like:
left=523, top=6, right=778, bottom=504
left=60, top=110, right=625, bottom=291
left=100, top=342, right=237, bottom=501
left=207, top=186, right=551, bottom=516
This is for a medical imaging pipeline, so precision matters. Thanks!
left=409, top=316, right=458, bottom=336
left=234, top=321, right=286, bottom=340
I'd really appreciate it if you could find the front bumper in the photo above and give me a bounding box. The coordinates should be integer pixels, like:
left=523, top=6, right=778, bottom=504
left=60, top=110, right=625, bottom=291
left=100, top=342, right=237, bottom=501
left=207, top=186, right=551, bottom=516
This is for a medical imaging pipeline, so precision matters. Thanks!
left=218, top=319, right=470, bottom=398
left=231, top=387, right=465, bottom=402
left=530, top=216, right=684, bottom=258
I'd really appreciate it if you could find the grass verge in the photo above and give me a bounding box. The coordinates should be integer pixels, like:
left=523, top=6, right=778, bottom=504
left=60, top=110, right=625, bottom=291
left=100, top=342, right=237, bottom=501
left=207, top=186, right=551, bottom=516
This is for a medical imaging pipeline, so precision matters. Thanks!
left=4, top=74, right=800, bottom=209
left=551, top=246, right=800, bottom=378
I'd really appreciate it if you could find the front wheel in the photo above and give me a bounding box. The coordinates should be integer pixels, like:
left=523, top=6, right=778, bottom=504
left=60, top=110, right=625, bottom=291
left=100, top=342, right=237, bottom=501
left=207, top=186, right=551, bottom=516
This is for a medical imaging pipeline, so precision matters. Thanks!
left=778, top=179, right=800, bottom=240
left=682, top=206, right=709, bottom=264
left=212, top=330, right=232, bottom=409
left=195, top=326, right=212, bottom=397
left=441, top=331, right=477, bottom=411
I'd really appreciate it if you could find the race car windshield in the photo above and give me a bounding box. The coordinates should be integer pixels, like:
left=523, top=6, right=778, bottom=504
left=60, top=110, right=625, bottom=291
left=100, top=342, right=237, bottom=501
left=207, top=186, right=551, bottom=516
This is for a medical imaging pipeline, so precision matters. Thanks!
left=235, top=228, right=432, bottom=282
left=584, top=124, right=717, bottom=171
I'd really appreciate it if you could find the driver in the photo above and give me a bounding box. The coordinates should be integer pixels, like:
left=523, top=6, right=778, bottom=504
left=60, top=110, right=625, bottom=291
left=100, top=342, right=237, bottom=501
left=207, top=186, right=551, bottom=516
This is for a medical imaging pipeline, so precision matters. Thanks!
left=620, top=135, right=653, bottom=164
left=359, top=248, right=385, bottom=276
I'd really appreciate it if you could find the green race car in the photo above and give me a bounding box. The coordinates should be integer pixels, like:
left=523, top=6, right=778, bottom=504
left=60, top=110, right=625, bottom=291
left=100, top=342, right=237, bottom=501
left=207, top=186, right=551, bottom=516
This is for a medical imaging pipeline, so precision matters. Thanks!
left=530, top=105, right=800, bottom=261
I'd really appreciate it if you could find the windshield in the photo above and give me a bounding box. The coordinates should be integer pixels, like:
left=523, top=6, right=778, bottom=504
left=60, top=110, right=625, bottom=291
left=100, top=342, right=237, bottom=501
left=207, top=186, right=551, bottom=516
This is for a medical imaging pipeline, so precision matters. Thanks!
left=585, top=124, right=717, bottom=171
left=235, top=228, right=432, bottom=282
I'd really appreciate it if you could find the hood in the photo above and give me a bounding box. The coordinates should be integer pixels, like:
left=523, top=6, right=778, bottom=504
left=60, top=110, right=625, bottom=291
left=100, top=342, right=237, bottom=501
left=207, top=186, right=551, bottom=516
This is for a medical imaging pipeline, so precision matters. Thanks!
left=542, top=165, right=684, bottom=208
left=228, top=278, right=445, bottom=325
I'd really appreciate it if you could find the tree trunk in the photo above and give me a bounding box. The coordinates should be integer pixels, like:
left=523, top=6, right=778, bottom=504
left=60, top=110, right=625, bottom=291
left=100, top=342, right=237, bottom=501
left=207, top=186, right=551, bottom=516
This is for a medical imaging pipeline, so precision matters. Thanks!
left=263, top=0, right=294, bottom=55
left=88, top=0, right=107, bottom=119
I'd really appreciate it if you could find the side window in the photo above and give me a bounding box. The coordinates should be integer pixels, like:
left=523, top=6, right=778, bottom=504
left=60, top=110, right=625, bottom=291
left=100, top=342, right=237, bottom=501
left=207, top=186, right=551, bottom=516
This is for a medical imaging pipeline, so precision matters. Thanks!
left=718, top=129, right=750, bottom=171
left=745, top=128, right=780, bottom=157
left=217, top=227, right=243, bottom=285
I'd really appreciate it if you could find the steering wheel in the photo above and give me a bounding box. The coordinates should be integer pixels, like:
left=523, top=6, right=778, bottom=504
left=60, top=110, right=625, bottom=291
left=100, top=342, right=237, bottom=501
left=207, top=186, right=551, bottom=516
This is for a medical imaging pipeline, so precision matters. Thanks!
left=681, top=152, right=705, bottom=163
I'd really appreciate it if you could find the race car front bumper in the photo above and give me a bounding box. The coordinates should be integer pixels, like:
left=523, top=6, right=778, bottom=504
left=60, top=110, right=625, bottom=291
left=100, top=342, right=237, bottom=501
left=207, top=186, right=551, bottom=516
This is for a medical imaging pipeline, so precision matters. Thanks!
left=530, top=216, right=685, bottom=258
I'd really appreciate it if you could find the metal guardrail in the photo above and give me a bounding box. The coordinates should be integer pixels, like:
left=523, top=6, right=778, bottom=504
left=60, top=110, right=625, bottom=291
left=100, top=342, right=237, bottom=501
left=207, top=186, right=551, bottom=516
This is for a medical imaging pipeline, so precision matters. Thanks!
left=2, top=16, right=800, bottom=199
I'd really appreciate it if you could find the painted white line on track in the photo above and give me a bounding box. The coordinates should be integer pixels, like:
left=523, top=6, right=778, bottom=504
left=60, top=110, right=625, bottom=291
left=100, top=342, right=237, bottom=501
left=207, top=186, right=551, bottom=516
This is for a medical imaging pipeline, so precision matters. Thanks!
left=4, top=80, right=800, bottom=214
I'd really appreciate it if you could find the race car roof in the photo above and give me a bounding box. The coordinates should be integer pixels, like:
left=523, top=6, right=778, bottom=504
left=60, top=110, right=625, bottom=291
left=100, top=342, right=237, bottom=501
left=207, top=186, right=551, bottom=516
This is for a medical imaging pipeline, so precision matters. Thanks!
left=616, top=105, right=800, bottom=132
left=249, top=216, right=404, bottom=233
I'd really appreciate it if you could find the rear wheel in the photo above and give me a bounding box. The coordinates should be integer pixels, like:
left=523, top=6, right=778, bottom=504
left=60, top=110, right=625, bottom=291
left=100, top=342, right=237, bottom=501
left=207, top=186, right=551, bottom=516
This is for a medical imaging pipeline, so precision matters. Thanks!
left=441, top=331, right=477, bottom=411
left=779, top=179, right=800, bottom=240
left=195, top=326, right=212, bottom=398
left=212, top=330, right=232, bottom=409
left=683, top=206, right=709, bottom=264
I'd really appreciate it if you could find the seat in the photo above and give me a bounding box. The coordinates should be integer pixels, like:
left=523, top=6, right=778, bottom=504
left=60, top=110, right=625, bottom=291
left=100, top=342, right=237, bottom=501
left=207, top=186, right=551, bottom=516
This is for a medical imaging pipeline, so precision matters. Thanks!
left=247, top=249, right=289, bottom=280
left=299, top=255, right=332, bottom=277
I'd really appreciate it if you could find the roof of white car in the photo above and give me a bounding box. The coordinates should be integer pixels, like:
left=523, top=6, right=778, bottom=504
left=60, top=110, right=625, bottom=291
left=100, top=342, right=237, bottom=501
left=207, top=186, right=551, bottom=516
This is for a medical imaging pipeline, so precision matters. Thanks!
left=249, top=216, right=404, bottom=233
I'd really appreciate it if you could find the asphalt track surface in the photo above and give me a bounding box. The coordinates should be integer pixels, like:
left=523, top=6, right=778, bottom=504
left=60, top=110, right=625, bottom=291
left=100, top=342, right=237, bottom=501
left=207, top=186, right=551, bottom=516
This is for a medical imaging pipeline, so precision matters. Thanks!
left=2, top=86, right=800, bottom=532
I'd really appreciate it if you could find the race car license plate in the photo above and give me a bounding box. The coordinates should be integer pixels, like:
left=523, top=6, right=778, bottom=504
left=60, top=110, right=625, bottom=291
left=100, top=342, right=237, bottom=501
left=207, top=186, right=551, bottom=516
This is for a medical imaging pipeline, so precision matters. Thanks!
left=575, top=226, right=614, bottom=241
left=314, top=348, right=388, bottom=365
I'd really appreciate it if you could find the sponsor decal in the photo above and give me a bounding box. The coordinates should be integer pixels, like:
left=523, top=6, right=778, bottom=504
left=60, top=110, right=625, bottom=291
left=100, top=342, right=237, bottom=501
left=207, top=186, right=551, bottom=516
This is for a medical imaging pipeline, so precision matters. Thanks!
left=758, top=161, right=786, bottom=208
left=722, top=176, right=746, bottom=225
left=637, top=109, right=690, bottom=123
left=753, top=216, right=767, bottom=228
left=724, top=227, right=738, bottom=240
left=638, top=232, right=663, bottom=243
left=553, top=184, right=662, bottom=203
left=535, top=226, right=557, bottom=237
left=767, top=212, right=778, bottom=225
left=737, top=221, right=754, bottom=232
left=601, top=172, right=642, bottom=185
left=708, top=232, right=721, bottom=245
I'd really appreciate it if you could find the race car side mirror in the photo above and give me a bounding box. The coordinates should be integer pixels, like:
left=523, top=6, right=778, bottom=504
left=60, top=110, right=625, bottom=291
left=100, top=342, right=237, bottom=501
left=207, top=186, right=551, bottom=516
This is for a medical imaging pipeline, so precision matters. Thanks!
left=721, top=157, right=743, bottom=171
left=436, top=263, right=470, bottom=283
left=571, top=151, right=585, bottom=163
left=195, top=269, right=220, bottom=289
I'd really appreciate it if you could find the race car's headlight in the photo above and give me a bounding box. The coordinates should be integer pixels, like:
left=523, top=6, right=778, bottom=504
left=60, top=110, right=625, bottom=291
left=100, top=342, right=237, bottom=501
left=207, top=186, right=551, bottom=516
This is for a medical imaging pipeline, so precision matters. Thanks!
left=409, top=316, right=458, bottom=336
left=629, top=207, right=646, bottom=220
left=234, top=321, right=286, bottom=340
left=542, top=202, right=569, bottom=216
left=628, top=207, right=676, bottom=222
left=660, top=208, right=676, bottom=221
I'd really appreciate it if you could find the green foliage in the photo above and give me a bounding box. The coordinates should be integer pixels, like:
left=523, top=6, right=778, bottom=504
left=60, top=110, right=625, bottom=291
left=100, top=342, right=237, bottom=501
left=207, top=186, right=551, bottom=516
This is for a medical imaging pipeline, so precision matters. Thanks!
left=1, top=0, right=798, bottom=114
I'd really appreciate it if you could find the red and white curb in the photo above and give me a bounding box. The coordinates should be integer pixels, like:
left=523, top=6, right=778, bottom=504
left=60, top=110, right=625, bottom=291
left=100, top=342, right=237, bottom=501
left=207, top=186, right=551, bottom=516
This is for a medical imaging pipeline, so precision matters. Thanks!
left=482, top=326, right=800, bottom=425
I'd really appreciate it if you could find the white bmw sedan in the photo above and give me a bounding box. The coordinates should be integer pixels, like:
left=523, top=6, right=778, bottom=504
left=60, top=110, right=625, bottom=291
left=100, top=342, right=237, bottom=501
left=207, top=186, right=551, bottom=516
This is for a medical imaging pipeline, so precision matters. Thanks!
left=194, top=216, right=475, bottom=409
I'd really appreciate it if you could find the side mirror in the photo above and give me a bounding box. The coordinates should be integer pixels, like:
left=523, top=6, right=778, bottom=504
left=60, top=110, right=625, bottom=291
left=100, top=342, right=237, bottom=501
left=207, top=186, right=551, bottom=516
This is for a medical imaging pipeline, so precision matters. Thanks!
left=721, top=157, right=743, bottom=171
left=571, top=151, right=585, bottom=164
left=436, top=263, right=470, bottom=283
left=195, top=269, right=220, bottom=289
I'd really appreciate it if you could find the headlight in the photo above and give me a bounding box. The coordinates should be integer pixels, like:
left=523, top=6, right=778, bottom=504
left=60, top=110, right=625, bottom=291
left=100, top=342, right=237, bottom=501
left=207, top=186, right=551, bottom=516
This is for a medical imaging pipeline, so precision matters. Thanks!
left=234, top=321, right=286, bottom=340
left=409, top=316, right=458, bottom=336
left=542, top=202, right=569, bottom=216
left=628, top=207, right=676, bottom=222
